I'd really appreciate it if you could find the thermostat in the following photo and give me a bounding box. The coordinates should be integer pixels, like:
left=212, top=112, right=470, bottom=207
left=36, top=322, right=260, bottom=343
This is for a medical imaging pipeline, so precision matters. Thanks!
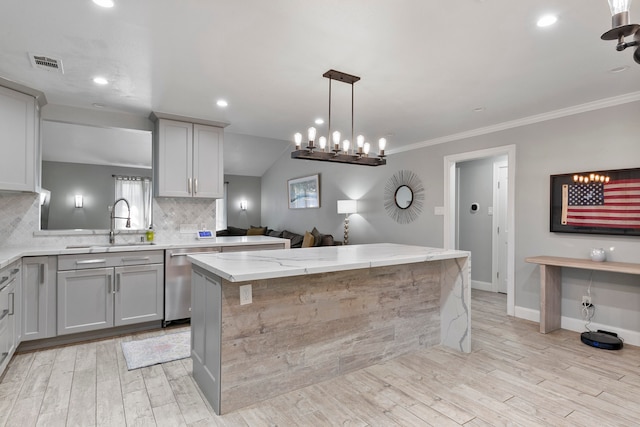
left=197, top=230, right=214, bottom=239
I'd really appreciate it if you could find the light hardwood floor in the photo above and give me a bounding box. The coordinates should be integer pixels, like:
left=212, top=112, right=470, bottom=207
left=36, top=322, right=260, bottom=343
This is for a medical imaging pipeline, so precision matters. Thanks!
left=2, top=290, right=640, bottom=426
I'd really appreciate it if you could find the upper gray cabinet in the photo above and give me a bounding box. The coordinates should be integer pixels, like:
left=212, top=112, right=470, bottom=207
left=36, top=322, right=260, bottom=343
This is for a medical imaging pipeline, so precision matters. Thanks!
left=0, top=85, right=39, bottom=192
left=151, top=112, right=227, bottom=199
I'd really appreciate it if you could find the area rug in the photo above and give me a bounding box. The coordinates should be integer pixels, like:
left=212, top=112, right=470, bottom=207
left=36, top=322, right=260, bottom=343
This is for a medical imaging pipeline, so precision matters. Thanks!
left=121, top=331, right=190, bottom=370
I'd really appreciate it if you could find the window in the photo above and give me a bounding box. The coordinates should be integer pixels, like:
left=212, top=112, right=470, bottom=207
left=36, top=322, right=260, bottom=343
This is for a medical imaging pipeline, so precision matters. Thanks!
left=114, top=176, right=152, bottom=229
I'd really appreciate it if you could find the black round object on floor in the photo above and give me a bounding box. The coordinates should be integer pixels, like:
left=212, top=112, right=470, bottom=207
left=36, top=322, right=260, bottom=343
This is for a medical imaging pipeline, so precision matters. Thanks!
left=581, top=331, right=623, bottom=350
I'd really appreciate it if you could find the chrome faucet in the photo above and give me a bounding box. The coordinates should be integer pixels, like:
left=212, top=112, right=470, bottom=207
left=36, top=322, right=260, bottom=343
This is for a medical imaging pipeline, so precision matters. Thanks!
left=109, top=198, right=131, bottom=244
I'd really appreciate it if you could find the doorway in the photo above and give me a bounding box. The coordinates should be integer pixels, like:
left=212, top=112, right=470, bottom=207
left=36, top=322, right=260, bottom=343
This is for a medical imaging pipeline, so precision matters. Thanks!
left=444, top=145, right=516, bottom=316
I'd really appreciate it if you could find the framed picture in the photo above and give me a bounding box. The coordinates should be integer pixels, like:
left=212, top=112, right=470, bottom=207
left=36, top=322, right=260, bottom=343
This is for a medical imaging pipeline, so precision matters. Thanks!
left=288, top=174, right=320, bottom=209
left=550, top=167, right=640, bottom=236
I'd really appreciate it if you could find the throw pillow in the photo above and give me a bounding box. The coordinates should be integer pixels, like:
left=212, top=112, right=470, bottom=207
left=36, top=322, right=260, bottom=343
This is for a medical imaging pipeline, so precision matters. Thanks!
left=268, top=229, right=283, bottom=238
left=282, top=230, right=304, bottom=248
left=226, top=226, right=248, bottom=236
left=302, top=231, right=315, bottom=248
left=247, top=226, right=266, bottom=235
left=311, top=227, right=323, bottom=247
left=320, top=234, right=335, bottom=246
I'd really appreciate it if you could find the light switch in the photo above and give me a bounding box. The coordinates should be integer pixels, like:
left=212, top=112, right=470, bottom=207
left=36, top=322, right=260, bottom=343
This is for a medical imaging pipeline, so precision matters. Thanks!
left=434, top=206, right=444, bottom=216
left=488, top=206, right=493, bottom=216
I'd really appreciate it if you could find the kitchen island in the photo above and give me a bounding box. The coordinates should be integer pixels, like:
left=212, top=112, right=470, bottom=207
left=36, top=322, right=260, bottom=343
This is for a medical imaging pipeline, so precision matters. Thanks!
left=188, top=243, right=470, bottom=414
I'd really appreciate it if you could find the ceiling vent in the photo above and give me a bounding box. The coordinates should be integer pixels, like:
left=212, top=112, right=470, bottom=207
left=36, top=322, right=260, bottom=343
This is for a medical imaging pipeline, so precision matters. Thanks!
left=29, top=53, right=64, bottom=74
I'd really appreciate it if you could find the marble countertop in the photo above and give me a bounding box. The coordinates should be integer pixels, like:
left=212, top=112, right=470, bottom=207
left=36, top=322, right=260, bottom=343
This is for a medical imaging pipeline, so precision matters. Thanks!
left=0, top=236, right=287, bottom=270
left=188, top=243, right=470, bottom=282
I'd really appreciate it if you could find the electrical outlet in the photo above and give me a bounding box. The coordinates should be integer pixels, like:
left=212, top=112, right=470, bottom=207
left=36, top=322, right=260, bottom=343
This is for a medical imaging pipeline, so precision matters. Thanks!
left=582, top=295, right=592, bottom=307
left=240, top=284, right=252, bottom=305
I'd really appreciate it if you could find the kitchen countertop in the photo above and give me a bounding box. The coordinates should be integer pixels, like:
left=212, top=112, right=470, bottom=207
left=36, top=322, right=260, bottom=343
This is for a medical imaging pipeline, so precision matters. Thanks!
left=188, top=243, right=470, bottom=282
left=0, top=236, right=288, bottom=270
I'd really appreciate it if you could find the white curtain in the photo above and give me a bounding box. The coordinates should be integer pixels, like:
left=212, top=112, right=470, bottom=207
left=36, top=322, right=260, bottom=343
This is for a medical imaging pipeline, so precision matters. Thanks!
left=114, top=176, right=152, bottom=230
left=215, top=181, right=228, bottom=231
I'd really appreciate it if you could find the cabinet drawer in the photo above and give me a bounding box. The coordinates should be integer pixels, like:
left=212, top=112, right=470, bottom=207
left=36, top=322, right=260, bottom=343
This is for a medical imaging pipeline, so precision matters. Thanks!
left=58, top=250, right=164, bottom=271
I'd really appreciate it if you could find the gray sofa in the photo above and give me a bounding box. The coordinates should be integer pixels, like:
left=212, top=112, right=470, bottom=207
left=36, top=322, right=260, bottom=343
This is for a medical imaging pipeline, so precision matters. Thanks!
left=216, top=226, right=338, bottom=248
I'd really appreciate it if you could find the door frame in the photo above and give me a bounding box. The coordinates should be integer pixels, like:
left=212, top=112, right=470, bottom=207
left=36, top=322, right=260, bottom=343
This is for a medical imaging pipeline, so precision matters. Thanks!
left=444, top=145, right=516, bottom=316
left=492, top=159, right=508, bottom=293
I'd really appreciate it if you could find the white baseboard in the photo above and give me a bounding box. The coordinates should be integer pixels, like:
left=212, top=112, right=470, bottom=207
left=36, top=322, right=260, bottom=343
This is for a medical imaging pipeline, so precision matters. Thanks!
left=513, top=306, right=640, bottom=347
left=472, top=280, right=493, bottom=292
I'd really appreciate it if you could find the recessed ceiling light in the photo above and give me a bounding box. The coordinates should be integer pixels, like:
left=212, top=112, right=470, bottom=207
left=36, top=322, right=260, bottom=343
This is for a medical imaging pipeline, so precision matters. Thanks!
left=610, top=66, right=629, bottom=73
left=314, top=118, right=324, bottom=125
left=473, top=107, right=485, bottom=112
left=93, top=76, right=109, bottom=85
left=216, top=99, right=228, bottom=107
left=92, top=0, right=114, bottom=8
left=92, top=103, right=106, bottom=108
left=537, top=14, right=558, bottom=27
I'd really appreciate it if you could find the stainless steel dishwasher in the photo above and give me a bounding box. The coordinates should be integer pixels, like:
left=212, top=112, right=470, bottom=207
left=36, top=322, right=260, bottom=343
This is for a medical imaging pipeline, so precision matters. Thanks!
left=164, top=247, right=221, bottom=326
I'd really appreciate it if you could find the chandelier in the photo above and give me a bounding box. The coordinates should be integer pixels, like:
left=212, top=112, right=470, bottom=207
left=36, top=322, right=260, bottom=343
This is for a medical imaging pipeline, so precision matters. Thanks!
left=601, top=0, right=640, bottom=64
left=291, top=69, right=387, bottom=166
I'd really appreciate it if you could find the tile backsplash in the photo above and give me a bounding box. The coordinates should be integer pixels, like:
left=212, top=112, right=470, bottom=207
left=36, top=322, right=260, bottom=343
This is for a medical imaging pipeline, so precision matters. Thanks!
left=0, top=192, right=216, bottom=247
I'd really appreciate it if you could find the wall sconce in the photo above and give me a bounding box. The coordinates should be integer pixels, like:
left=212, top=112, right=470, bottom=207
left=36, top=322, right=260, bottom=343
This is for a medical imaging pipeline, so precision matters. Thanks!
left=75, top=195, right=83, bottom=208
left=240, top=200, right=248, bottom=211
left=337, top=199, right=358, bottom=245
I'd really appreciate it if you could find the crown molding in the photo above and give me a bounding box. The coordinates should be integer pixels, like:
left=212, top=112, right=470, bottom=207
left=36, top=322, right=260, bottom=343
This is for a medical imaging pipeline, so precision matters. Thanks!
left=389, top=91, right=640, bottom=155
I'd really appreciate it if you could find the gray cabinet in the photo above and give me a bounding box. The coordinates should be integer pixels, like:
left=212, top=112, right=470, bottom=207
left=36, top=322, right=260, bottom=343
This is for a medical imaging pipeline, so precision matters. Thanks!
left=57, top=267, right=113, bottom=335
left=0, top=85, right=38, bottom=192
left=22, top=256, right=56, bottom=341
left=57, top=251, right=164, bottom=335
left=152, top=113, right=224, bottom=199
left=115, top=264, right=164, bottom=326
left=0, top=260, right=21, bottom=376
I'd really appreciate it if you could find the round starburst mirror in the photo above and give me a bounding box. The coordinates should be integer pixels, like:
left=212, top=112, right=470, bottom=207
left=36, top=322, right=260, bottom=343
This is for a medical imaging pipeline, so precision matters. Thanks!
left=383, top=170, right=425, bottom=224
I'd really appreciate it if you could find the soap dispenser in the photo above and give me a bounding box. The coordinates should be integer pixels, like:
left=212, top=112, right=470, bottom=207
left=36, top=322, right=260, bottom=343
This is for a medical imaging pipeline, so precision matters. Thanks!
left=146, top=226, right=154, bottom=242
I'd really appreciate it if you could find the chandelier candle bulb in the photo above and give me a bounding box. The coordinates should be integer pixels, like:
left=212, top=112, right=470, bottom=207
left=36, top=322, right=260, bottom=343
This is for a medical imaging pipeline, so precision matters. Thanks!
left=308, top=127, right=316, bottom=149
left=364, top=142, right=371, bottom=156
left=332, top=131, right=341, bottom=151
left=319, top=136, right=327, bottom=150
left=343, top=140, right=350, bottom=153
left=378, top=138, right=387, bottom=157
left=294, top=133, right=302, bottom=149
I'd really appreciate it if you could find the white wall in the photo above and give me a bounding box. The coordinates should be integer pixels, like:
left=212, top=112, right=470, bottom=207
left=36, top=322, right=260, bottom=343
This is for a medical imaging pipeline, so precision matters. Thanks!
left=262, top=99, right=640, bottom=341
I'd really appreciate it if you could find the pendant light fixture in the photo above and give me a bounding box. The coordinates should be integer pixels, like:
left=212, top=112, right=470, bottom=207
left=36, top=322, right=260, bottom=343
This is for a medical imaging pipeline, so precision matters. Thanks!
left=601, top=0, right=640, bottom=64
left=292, top=70, right=387, bottom=166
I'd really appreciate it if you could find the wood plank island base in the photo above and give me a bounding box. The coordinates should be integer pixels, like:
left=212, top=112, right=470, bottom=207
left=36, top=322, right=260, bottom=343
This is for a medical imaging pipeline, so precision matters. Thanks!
left=188, top=243, right=471, bottom=414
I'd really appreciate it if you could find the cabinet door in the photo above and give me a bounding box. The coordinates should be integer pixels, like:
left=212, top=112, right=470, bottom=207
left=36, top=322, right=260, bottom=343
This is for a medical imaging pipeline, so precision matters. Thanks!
left=1, top=280, right=17, bottom=358
left=0, top=281, right=13, bottom=372
left=192, top=124, right=223, bottom=198
left=0, top=86, right=37, bottom=192
left=57, top=268, right=114, bottom=335
left=156, top=119, right=193, bottom=197
left=22, top=257, right=56, bottom=341
left=114, top=264, right=164, bottom=326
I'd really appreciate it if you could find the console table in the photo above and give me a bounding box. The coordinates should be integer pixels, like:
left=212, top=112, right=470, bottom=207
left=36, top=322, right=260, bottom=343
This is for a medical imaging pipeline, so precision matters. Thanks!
left=525, top=256, right=640, bottom=333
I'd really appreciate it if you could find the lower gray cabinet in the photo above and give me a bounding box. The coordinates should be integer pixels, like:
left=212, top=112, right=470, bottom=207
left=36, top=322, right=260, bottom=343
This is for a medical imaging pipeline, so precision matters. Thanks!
left=0, top=260, right=21, bottom=375
left=115, top=264, right=164, bottom=326
left=57, top=251, right=164, bottom=336
left=22, top=256, right=56, bottom=341
left=57, top=267, right=112, bottom=335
